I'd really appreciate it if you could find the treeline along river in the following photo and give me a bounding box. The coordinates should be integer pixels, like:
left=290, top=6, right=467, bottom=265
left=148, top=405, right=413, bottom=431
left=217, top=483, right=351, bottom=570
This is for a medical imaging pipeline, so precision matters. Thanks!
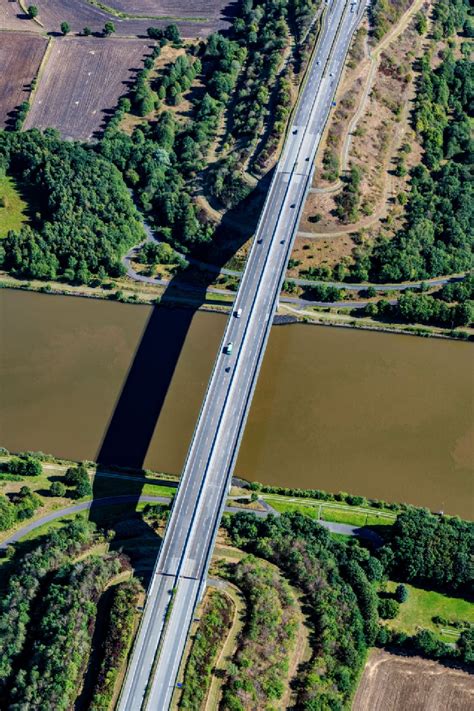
left=0, top=290, right=472, bottom=518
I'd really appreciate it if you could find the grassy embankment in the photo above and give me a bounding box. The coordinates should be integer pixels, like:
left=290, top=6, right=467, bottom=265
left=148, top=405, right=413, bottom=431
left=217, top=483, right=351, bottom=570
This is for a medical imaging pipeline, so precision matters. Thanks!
left=0, top=454, right=177, bottom=544
left=264, top=497, right=396, bottom=528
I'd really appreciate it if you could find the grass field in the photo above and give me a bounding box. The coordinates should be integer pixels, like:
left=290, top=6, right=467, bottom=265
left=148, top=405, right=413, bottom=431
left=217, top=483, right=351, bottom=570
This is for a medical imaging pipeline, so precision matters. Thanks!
left=385, top=581, right=474, bottom=642
left=268, top=499, right=394, bottom=529
left=0, top=176, right=29, bottom=238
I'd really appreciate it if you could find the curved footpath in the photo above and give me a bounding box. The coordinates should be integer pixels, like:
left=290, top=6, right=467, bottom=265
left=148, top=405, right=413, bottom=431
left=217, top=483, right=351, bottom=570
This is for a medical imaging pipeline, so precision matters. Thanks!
left=0, top=494, right=382, bottom=548
left=122, top=222, right=465, bottom=309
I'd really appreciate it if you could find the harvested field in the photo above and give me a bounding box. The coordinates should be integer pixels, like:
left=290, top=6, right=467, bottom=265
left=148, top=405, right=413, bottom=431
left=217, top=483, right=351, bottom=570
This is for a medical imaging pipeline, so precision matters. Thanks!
left=29, top=0, right=231, bottom=37
left=0, top=33, right=48, bottom=129
left=353, top=650, right=474, bottom=711
left=0, top=1, right=41, bottom=31
left=24, top=37, right=151, bottom=141
left=105, top=0, right=235, bottom=21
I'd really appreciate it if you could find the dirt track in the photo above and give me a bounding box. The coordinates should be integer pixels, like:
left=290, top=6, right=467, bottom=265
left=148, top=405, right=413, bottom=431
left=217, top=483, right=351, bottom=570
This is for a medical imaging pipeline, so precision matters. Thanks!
left=353, top=650, right=474, bottom=711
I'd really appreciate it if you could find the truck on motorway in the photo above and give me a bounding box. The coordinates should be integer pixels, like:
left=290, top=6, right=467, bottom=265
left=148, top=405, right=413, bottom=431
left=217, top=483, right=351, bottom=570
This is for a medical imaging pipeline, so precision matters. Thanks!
left=224, top=342, right=233, bottom=354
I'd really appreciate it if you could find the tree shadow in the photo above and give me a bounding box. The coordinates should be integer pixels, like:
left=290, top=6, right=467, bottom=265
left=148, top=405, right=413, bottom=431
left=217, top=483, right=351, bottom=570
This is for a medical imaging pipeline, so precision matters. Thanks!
left=89, top=174, right=269, bottom=584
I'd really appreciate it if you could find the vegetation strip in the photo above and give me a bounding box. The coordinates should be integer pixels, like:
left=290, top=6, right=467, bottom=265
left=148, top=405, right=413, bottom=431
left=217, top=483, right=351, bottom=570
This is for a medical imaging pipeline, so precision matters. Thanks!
left=178, top=589, right=233, bottom=709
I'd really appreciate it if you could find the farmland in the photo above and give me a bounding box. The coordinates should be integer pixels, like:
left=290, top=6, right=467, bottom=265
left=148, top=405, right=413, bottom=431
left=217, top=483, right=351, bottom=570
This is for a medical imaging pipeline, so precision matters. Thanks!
left=20, top=0, right=233, bottom=37
left=23, top=37, right=151, bottom=141
left=104, top=0, right=234, bottom=20
left=0, top=2, right=42, bottom=31
left=0, top=33, right=48, bottom=129
left=353, top=649, right=474, bottom=711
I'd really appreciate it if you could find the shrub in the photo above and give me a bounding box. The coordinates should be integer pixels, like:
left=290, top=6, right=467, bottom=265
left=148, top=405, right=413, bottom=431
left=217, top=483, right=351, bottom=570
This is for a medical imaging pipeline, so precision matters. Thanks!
left=395, top=583, right=408, bottom=603
left=378, top=598, right=400, bottom=619
left=49, top=482, right=67, bottom=497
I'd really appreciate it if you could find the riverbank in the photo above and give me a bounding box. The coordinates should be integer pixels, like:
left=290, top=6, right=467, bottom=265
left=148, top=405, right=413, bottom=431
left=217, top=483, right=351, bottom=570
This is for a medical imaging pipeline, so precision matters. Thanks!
left=1, top=271, right=471, bottom=341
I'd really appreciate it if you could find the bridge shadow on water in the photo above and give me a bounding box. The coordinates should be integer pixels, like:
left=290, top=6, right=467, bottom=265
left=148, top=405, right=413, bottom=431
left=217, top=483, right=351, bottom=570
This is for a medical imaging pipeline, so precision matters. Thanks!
left=89, top=176, right=271, bottom=585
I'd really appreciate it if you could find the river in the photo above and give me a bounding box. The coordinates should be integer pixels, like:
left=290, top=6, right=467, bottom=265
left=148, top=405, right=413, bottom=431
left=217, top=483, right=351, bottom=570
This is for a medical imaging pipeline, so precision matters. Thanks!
left=0, top=290, right=472, bottom=518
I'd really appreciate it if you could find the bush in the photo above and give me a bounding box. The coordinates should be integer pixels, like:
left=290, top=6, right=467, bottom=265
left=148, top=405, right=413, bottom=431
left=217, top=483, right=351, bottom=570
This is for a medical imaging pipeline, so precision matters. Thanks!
left=64, top=463, right=89, bottom=486
left=378, top=598, right=400, bottom=619
left=49, top=481, right=66, bottom=497
left=395, top=583, right=408, bottom=603
left=8, top=456, right=42, bottom=477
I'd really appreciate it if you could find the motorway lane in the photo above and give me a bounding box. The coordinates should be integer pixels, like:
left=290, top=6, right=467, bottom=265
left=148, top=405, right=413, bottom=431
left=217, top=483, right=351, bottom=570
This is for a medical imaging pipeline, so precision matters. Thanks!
left=119, top=2, right=365, bottom=709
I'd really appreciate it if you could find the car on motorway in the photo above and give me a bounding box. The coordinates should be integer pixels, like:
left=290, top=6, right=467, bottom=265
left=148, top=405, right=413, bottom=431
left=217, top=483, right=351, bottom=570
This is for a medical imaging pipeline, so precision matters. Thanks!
left=235, top=308, right=242, bottom=318
left=224, top=342, right=233, bottom=355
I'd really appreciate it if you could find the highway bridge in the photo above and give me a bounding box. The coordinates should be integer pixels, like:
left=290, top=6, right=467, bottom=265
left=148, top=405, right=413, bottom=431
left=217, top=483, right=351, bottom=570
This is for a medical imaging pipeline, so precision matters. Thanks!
left=118, top=1, right=366, bottom=708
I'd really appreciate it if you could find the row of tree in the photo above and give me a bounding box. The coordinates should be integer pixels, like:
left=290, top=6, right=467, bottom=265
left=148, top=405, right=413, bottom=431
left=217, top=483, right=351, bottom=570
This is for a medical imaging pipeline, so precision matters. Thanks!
left=179, top=590, right=233, bottom=709
left=221, top=555, right=298, bottom=708
left=364, top=291, right=472, bottom=328
left=88, top=580, right=141, bottom=711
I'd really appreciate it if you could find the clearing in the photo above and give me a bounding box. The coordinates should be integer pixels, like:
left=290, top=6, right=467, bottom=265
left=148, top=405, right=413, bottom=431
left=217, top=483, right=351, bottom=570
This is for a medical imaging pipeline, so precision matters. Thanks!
left=0, top=176, right=30, bottom=237
left=0, top=33, right=48, bottom=129
left=383, top=581, right=474, bottom=642
left=23, top=36, right=151, bottom=141
left=353, top=649, right=474, bottom=711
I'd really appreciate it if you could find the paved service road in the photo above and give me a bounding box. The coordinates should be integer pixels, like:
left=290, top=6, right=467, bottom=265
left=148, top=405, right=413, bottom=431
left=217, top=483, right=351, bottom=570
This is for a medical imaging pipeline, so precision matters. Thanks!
left=118, top=2, right=366, bottom=709
left=0, top=495, right=382, bottom=549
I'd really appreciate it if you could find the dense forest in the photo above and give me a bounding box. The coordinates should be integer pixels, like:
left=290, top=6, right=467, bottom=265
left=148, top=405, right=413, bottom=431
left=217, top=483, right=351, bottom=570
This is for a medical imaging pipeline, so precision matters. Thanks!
left=0, top=130, right=144, bottom=282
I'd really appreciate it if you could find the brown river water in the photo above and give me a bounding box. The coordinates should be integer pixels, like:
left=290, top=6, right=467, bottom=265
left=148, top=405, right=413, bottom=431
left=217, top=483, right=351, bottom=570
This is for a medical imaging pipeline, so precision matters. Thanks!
left=0, top=289, right=472, bottom=518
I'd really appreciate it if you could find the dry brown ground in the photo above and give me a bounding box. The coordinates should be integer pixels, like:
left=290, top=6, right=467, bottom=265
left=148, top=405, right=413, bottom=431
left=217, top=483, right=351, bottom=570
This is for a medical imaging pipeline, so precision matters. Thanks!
left=353, top=650, right=474, bottom=711
left=0, top=32, right=48, bottom=128
left=0, top=1, right=41, bottom=31
left=105, top=0, right=233, bottom=21
left=296, top=4, right=429, bottom=274
left=24, top=36, right=151, bottom=140
left=27, top=0, right=230, bottom=37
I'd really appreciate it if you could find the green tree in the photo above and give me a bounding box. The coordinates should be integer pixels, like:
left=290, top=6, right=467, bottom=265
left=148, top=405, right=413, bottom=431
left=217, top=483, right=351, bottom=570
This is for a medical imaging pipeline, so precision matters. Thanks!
left=395, top=583, right=408, bottom=603
left=82, top=26, right=92, bottom=36
left=74, top=479, right=93, bottom=499
left=9, top=456, right=42, bottom=477
left=49, top=481, right=67, bottom=497
left=378, top=598, right=400, bottom=619
left=164, top=24, right=181, bottom=43
left=0, top=495, right=16, bottom=531
left=27, top=5, right=38, bottom=18
left=458, top=627, right=474, bottom=664
left=103, top=21, right=116, bottom=36
left=60, top=22, right=71, bottom=35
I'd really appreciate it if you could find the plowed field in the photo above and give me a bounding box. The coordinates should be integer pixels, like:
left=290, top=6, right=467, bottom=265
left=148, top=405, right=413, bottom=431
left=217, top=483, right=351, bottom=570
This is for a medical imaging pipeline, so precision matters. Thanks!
left=0, top=2, right=41, bottom=31
left=0, top=33, right=48, bottom=128
left=353, top=650, right=474, bottom=711
left=23, top=37, right=150, bottom=141
left=26, top=0, right=233, bottom=36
